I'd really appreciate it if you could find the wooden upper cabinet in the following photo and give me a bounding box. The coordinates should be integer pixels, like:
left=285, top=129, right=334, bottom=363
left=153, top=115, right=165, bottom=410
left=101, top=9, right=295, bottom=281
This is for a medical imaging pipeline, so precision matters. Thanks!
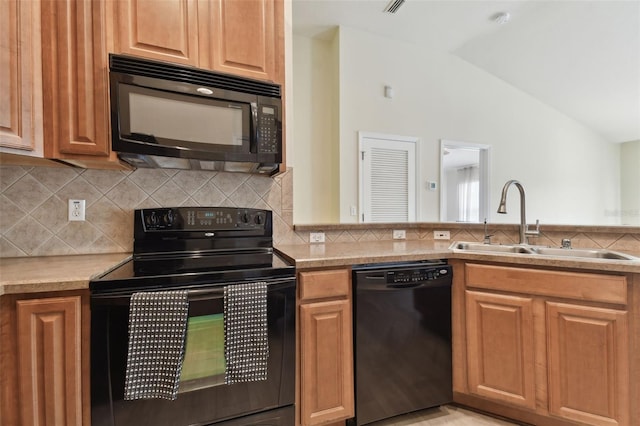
left=41, top=0, right=123, bottom=167
left=0, top=0, right=43, bottom=155
left=111, top=0, right=283, bottom=83
left=112, top=0, right=200, bottom=66
left=201, top=0, right=281, bottom=82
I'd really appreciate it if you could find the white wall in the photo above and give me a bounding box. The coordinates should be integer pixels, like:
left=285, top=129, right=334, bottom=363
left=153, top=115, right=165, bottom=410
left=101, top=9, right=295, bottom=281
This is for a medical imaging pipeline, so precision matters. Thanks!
left=621, top=140, right=640, bottom=225
left=294, top=26, right=622, bottom=225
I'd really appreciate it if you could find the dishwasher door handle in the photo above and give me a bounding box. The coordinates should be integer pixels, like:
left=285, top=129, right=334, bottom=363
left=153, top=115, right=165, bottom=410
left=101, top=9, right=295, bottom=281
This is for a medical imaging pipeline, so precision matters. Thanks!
left=357, top=279, right=452, bottom=291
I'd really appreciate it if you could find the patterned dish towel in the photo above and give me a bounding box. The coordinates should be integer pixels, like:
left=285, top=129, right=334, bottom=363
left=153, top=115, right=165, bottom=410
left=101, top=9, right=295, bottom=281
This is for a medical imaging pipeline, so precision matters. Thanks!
left=124, top=290, right=189, bottom=400
left=224, top=282, right=269, bottom=384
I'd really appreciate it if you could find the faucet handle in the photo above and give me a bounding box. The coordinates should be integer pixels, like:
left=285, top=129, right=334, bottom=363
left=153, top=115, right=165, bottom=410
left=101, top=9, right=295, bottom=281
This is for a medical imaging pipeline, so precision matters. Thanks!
left=525, top=219, right=540, bottom=236
left=483, top=219, right=494, bottom=244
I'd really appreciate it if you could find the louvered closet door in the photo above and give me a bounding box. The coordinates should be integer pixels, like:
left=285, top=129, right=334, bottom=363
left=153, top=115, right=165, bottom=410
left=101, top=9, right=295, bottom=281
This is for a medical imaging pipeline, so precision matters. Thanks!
left=359, top=133, right=417, bottom=222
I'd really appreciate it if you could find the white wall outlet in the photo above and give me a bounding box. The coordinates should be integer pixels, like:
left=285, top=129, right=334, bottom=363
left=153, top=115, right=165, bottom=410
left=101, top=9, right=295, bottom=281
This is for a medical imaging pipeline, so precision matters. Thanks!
left=68, top=199, right=86, bottom=221
left=350, top=205, right=357, bottom=216
left=393, top=229, right=406, bottom=239
left=434, top=230, right=450, bottom=240
left=309, top=232, right=325, bottom=243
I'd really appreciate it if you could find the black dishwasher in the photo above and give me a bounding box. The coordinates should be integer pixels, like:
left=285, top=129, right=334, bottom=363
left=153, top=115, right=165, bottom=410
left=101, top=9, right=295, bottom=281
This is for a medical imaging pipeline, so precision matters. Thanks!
left=351, top=260, right=452, bottom=425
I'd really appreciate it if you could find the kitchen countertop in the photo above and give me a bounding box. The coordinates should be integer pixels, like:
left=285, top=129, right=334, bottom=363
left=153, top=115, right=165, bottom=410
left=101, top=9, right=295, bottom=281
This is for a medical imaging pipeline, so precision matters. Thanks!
left=0, top=253, right=131, bottom=296
left=275, top=240, right=640, bottom=273
left=2, top=241, right=639, bottom=296
left=275, top=240, right=453, bottom=269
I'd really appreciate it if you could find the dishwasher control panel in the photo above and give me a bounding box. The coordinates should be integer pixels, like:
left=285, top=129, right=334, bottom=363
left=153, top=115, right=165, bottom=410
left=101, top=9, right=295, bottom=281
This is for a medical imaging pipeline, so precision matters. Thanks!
left=387, top=265, right=451, bottom=284
left=353, top=260, right=452, bottom=288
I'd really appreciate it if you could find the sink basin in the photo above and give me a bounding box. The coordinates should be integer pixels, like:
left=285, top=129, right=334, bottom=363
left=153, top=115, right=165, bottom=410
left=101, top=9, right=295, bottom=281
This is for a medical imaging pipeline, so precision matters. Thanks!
left=528, top=246, right=638, bottom=261
left=451, top=242, right=535, bottom=254
left=451, top=242, right=638, bottom=261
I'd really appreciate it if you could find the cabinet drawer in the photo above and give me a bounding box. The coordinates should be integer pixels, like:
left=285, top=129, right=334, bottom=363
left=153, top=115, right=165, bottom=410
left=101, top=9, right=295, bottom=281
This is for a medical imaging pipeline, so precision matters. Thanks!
left=465, top=263, right=627, bottom=305
left=299, top=269, right=351, bottom=302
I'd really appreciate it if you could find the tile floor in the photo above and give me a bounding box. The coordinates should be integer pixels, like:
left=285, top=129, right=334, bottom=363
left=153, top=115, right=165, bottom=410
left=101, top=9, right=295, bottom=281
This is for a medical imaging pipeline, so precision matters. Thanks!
left=368, top=405, right=523, bottom=425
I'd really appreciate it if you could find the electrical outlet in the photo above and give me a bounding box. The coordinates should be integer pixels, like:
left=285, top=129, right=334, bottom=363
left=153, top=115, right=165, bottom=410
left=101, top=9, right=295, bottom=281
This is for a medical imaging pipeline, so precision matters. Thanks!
left=393, top=229, right=406, bottom=239
left=309, top=232, right=325, bottom=243
left=68, top=199, right=86, bottom=221
left=350, top=206, right=357, bottom=216
left=433, top=230, right=450, bottom=240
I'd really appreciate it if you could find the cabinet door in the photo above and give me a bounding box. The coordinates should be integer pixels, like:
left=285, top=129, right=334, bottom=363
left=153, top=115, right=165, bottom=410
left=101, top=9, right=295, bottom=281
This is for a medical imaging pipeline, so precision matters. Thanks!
left=16, top=296, right=86, bottom=426
left=202, top=0, right=281, bottom=82
left=113, top=0, right=199, bottom=66
left=547, top=301, right=629, bottom=426
left=41, top=0, right=112, bottom=159
left=0, top=0, right=43, bottom=154
left=465, top=290, right=536, bottom=409
left=300, top=299, right=354, bottom=426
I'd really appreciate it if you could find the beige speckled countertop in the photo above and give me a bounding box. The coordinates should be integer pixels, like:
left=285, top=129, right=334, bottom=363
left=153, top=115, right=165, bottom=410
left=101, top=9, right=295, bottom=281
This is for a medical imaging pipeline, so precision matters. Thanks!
left=0, top=253, right=131, bottom=295
left=275, top=240, right=640, bottom=274
left=2, top=241, right=640, bottom=296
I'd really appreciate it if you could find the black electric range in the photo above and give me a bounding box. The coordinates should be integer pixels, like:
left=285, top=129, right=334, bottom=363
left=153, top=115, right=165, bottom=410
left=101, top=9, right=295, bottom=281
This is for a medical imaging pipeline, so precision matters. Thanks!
left=89, top=207, right=296, bottom=426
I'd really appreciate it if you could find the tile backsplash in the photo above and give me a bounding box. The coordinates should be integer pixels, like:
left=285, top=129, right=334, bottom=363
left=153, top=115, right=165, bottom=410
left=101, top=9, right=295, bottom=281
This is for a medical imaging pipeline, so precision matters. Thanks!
left=0, top=165, right=294, bottom=257
left=292, top=224, right=640, bottom=253
left=1, top=164, right=639, bottom=258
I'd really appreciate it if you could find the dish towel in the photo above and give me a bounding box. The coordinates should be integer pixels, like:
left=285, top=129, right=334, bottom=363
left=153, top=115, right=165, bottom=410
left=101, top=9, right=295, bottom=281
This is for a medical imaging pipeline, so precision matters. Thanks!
left=124, top=290, right=189, bottom=400
left=224, top=282, right=269, bottom=384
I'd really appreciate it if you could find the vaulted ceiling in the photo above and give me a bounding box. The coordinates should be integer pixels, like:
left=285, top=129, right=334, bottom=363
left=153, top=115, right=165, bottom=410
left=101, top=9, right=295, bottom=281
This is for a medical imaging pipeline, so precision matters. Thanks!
left=293, top=0, right=640, bottom=143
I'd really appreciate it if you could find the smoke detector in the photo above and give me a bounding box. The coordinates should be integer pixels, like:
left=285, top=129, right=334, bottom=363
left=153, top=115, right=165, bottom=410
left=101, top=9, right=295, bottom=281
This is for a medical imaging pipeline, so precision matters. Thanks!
left=492, top=12, right=511, bottom=24
left=383, top=0, right=406, bottom=14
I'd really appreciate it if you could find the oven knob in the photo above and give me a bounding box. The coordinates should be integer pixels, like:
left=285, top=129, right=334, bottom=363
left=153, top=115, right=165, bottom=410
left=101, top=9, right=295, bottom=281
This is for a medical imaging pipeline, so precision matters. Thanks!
left=241, top=212, right=250, bottom=224
left=147, top=212, right=159, bottom=225
left=164, top=210, right=174, bottom=226
left=254, top=213, right=263, bottom=225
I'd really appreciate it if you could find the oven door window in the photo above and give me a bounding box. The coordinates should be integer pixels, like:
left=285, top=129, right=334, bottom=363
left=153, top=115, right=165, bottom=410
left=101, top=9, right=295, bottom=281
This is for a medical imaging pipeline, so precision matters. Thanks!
left=118, top=83, right=251, bottom=152
left=179, top=313, right=225, bottom=393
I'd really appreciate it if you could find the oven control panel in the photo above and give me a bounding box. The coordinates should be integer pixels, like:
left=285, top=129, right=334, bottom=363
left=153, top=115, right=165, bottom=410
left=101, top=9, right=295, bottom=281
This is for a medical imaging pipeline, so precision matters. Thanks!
left=138, top=207, right=270, bottom=231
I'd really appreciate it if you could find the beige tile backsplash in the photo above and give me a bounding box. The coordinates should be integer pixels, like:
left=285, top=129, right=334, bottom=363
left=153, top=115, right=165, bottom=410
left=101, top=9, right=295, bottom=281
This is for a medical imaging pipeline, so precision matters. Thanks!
left=1, top=164, right=639, bottom=257
left=0, top=165, right=294, bottom=257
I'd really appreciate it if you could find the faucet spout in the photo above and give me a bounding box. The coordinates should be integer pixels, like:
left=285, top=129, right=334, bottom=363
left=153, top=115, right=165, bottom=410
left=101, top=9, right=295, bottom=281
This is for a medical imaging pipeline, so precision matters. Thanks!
left=497, top=180, right=539, bottom=244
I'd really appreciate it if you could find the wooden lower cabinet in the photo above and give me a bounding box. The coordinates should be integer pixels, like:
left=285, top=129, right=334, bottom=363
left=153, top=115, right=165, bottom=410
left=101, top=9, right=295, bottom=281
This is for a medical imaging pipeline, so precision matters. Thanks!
left=465, top=290, right=536, bottom=410
left=0, top=291, right=90, bottom=426
left=298, top=269, right=354, bottom=426
left=546, top=302, right=629, bottom=426
left=453, top=261, right=636, bottom=426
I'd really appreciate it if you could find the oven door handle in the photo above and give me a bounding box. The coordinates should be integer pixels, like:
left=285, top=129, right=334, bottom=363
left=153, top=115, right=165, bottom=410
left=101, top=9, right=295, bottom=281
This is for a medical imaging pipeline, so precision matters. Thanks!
left=90, top=277, right=295, bottom=302
left=186, top=287, right=225, bottom=301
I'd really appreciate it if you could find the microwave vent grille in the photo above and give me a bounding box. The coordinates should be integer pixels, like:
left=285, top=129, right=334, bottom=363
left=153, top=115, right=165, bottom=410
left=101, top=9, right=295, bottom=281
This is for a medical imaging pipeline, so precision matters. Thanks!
left=109, top=54, right=281, bottom=98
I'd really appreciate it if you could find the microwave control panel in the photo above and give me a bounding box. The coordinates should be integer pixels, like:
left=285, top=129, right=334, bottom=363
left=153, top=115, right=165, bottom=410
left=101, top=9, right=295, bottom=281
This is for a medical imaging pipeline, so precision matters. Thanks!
left=257, top=105, right=279, bottom=154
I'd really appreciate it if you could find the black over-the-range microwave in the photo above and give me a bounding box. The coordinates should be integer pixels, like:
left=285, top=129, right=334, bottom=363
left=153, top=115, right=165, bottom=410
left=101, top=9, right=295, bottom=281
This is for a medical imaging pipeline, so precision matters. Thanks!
left=109, top=54, right=282, bottom=175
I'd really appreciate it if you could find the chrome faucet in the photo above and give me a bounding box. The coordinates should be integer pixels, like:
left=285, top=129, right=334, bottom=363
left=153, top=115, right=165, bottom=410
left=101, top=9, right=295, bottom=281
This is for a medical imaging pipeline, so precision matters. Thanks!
left=497, top=180, right=540, bottom=245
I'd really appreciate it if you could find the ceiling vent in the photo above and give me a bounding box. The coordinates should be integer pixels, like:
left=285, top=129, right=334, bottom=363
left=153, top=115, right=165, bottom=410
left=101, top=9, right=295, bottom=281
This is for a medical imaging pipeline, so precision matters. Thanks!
left=383, top=0, right=406, bottom=14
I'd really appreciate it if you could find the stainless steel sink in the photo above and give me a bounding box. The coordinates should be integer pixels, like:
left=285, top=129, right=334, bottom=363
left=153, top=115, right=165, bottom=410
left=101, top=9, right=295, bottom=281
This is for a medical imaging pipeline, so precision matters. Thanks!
left=527, top=246, right=638, bottom=260
left=451, top=242, right=535, bottom=254
left=450, top=242, right=638, bottom=261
